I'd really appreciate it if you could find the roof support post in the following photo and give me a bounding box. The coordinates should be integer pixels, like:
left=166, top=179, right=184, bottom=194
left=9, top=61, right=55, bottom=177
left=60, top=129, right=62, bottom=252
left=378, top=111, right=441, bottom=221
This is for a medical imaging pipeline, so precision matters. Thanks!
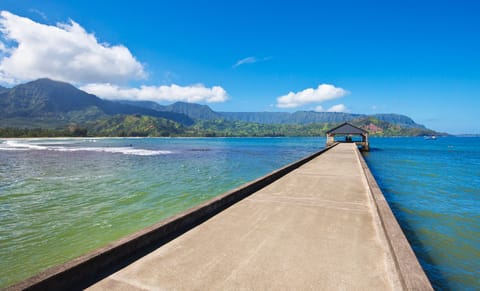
left=326, top=134, right=335, bottom=146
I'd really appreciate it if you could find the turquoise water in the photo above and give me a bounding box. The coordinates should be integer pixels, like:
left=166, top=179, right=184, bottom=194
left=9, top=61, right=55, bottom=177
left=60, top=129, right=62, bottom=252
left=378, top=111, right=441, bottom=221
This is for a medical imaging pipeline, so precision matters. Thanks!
left=0, top=137, right=478, bottom=289
left=0, top=137, right=324, bottom=287
left=363, top=137, right=480, bottom=290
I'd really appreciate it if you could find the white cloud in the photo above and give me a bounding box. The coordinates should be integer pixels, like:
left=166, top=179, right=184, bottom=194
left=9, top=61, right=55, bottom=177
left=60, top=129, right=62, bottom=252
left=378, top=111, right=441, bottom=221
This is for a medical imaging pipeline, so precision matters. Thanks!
left=0, top=11, right=231, bottom=105
left=326, top=104, right=348, bottom=112
left=314, top=104, right=349, bottom=113
left=233, top=56, right=271, bottom=68
left=314, top=105, right=325, bottom=112
left=233, top=57, right=257, bottom=68
left=276, top=84, right=348, bottom=108
left=80, top=83, right=229, bottom=103
left=0, top=11, right=146, bottom=84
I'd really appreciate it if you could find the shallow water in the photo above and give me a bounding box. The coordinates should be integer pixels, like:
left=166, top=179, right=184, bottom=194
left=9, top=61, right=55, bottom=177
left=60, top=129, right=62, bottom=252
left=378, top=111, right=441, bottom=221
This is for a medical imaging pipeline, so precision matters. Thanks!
left=0, top=137, right=324, bottom=287
left=0, top=137, right=478, bottom=289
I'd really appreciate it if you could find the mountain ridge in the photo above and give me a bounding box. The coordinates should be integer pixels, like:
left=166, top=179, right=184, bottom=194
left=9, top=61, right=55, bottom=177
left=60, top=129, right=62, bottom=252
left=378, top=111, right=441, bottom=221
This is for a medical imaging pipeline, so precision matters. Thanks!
left=124, top=100, right=426, bottom=129
left=0, top=78, right=194, bottom=125
left=0, top=78, right=441, bottom=137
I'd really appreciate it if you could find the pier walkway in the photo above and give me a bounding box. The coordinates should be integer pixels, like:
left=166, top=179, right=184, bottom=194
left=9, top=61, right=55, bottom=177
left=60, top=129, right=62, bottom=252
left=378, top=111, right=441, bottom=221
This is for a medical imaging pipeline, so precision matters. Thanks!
left=87, top=143, right=430, bottom=290
left=7, top=143, right=432, bottom=291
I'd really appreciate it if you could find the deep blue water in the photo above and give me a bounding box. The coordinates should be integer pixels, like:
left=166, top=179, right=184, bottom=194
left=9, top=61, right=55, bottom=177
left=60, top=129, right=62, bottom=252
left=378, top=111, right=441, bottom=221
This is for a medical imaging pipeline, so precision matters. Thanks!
left=364, top=137, right=480, bottom=290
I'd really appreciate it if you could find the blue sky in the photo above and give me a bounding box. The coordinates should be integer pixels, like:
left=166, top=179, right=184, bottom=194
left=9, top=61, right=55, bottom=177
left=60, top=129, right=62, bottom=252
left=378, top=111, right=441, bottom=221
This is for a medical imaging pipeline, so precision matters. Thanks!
left=1, top=0, right=479, bottom=134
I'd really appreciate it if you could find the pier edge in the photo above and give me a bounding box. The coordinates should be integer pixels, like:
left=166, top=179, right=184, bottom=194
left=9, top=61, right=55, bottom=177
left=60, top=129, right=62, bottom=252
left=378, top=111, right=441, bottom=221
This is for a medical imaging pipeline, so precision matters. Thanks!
left=355, top=148, right=433, bottom=290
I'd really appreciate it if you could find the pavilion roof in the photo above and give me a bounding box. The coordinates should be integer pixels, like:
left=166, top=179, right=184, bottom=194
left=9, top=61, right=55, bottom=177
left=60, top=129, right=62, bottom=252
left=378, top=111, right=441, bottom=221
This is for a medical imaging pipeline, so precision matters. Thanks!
left=326, top=122, right=368, bottom=135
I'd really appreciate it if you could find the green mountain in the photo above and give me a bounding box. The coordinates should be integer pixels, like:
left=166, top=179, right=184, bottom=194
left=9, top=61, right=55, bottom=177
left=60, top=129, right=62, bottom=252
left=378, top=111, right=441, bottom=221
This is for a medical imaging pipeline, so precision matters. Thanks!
left=370, top=114, right=424, bottom=128
left=123, top=99, right=426, bottom=129
left=0, top=78, right=442, bottom=137
left=0, top=79, right=193, bottom=126
left=86, top=115, right=184, bottom=137
left=189, top=118, right=439, bottom=137
left=219, top=111, right=424, bottom=127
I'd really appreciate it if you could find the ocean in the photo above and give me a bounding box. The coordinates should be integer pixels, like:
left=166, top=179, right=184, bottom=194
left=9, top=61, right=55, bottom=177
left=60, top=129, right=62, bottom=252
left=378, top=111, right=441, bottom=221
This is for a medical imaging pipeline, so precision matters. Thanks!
left=363, top=137, right=479, bottom=290
left=0, top=137, right=478, bottom=289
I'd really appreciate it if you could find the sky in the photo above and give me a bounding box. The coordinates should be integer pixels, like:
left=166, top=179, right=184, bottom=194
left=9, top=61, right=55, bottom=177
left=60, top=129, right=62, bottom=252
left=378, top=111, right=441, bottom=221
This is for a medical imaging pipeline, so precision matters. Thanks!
left=0, top=0, right=479, bottom=134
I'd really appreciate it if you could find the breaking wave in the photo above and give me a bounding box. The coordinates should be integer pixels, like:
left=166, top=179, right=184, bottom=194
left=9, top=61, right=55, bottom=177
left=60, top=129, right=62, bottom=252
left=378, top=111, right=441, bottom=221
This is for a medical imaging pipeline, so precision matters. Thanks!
left=0, top=140, right=172, bottom=156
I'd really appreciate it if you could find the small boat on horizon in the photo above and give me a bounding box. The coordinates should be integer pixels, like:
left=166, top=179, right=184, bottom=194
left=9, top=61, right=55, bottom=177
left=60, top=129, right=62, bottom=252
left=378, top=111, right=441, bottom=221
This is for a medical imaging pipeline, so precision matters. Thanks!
left=424, top=135, right=437, bottom=140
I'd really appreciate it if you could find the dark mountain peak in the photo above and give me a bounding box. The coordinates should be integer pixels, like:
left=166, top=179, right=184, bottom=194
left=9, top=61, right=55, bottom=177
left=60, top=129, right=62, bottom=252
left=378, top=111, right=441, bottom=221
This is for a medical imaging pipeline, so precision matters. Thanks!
left=0, top=78, right=194, bottom=125
left=1, top=78, right=101, bottom=116
left=28, top=77, right=66, bottom=84
left=21, top=78, right=78, bottom=91
left=13, top=78, right=93, bottom=98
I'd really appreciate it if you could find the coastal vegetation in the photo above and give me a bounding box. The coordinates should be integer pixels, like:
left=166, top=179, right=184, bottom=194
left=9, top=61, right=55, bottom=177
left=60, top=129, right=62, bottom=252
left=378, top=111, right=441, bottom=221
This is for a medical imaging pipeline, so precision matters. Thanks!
left=0, top=115, right=439, bottom=138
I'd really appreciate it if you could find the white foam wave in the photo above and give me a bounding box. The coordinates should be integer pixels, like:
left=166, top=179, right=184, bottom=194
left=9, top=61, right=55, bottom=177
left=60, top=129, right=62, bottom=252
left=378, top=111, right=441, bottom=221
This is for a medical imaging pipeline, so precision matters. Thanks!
left=0, top=140, right=171, bottom=156
left=54, top=147, right=172, bottom=156
left=0, top=140, right=46, bottom=150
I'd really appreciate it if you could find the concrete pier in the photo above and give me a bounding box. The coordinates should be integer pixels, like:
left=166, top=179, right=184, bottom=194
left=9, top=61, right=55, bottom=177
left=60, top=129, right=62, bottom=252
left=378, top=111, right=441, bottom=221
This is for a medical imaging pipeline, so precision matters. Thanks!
left=88, top=143, right=430, bottom=290
left=6, top=143, right=432, bottom=291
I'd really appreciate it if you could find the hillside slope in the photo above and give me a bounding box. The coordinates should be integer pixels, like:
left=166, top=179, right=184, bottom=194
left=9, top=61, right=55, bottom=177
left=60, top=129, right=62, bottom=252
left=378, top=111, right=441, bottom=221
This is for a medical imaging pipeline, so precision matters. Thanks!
left=0, top=79, right=193, bottom=125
